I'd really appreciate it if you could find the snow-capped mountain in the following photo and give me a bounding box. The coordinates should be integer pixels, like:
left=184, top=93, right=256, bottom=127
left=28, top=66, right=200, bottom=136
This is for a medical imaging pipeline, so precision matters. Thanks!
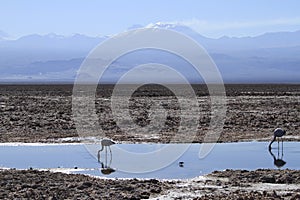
left=146, top=22, right=300, bottom=51
left=146, top=22, right=212, bottom=42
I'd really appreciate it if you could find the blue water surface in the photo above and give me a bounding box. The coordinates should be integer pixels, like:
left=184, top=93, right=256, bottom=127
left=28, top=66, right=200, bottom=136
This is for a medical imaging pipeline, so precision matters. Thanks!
left=0, top=142, right=299, bottom=179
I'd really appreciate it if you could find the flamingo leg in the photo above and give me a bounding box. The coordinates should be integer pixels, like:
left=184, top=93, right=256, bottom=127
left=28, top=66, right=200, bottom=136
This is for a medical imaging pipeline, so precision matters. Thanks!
left=105, top=147, right=107, bottom=167
left=97, top=150, right=101, bottom=162
left=281, top=138, right=284, bottom=157
left=109, top=146, right=112, bottom=155
left=109, top=146, right=112, bottom=166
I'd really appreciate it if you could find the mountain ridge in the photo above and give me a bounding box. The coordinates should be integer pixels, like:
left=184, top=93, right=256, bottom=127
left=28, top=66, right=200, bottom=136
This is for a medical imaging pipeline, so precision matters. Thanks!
left=0, top=23, right=299, bottom=83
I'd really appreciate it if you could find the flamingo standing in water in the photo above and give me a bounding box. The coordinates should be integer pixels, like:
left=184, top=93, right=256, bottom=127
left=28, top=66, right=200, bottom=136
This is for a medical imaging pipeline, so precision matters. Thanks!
left=268, top=128, right=286, bottom=150
left=97, top=138, right=116, bottom=162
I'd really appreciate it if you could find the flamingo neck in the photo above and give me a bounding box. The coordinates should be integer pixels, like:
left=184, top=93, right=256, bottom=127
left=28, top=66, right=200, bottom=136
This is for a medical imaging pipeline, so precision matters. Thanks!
left=100, top=145, right=104, bottom=152
left=269, top=136, right=276, bottom=148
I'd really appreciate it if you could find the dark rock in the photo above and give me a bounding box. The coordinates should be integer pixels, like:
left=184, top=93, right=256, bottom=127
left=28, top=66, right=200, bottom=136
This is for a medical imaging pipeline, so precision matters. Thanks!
left=139, top=191, right=150, bottom=199
left=82, top=181, right=92, bottom=187
left=291, top=193, right=300, bottom=200
left=149, top=179, right=159, bottom=184
left=150, top=186, right=161, bottom=193
left=260, top=175, right=276, bottom=183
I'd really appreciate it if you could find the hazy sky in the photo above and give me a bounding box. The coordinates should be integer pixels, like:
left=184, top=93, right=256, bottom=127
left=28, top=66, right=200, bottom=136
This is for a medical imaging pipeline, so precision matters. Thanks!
left=1, top=0, right=300, bottom=38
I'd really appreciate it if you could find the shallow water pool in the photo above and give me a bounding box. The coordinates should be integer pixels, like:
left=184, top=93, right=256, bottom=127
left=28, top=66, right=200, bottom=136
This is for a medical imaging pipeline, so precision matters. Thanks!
left=0, top=142, right=299, bottom=179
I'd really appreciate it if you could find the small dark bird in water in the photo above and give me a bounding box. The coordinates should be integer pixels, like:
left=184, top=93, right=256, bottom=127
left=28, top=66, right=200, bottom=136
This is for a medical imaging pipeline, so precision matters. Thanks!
left=269, top=128, right=286, bottom=150
left=179, top=161, right=184, bottom=167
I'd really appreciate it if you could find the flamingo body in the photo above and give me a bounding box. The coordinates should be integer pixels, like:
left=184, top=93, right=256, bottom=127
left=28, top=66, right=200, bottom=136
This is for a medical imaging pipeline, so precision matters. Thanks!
left=100, top=138, right=116, bottom=151
left=273, top=128, right=286, bottom=137
left=268, top=128, right=286, bottom=150
left=98, top=138, right=115, bottom=162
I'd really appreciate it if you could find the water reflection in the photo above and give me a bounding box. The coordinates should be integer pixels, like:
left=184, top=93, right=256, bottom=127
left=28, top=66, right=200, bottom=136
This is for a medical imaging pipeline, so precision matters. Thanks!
left=268, top=143, right=286, bottom=168
left=99, top=161, right=116, bottom=175
left=1, top=142, right=299, bottom=179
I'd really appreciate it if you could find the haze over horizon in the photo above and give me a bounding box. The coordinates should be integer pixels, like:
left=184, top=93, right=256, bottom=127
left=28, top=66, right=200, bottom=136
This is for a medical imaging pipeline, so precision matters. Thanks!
left=0, top=24, right=299, bottom=83
left=0, top=0, right=299, bottom=83
left=1, top=24, right=300, bottom=41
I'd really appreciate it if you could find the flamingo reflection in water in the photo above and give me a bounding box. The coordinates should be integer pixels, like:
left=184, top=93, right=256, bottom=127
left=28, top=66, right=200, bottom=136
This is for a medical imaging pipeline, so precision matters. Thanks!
left=97, top=138, right=116, bottom=175
left=268, top=129, right=287, bottom=168
left=269, top=147, right=286, bottom=168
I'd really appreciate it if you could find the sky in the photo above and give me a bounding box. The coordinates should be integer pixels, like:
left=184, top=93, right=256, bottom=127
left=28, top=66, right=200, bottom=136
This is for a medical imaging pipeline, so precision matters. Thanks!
left=1, top=0, right=300, bottom=38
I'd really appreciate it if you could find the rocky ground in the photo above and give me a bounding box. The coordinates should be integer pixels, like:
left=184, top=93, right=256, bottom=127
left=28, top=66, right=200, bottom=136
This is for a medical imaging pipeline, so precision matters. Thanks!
left=0, top=84, right=299, bottom=143
left=1, top=168, right=300, bottom=199
left=0, top=169, right=168, bottom=199
left=0, top=84, right=299, bottom=199
left=158, top=169, right=300, bottom=199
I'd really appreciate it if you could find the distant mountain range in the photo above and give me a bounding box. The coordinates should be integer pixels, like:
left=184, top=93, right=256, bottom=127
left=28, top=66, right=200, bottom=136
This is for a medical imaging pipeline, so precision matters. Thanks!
left=0, top=23, right=299, bottom=83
